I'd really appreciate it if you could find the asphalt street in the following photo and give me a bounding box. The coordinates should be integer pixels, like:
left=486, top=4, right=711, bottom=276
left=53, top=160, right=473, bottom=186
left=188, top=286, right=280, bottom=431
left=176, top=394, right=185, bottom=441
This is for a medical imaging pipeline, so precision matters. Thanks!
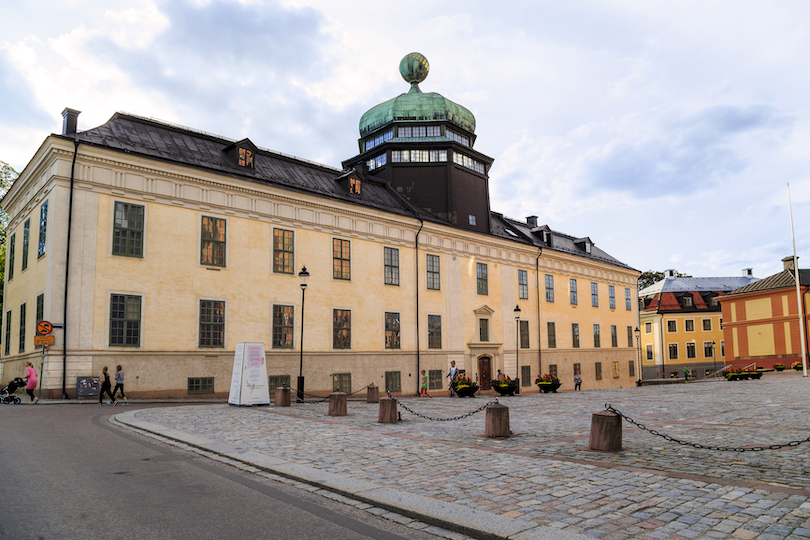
left=0, top=404, right=438, bottom=540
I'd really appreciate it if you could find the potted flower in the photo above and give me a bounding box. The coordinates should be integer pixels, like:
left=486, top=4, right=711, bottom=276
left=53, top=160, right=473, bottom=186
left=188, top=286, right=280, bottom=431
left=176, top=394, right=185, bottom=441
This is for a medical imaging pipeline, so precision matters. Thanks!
left=452, top=375, right=479, bottom=397
left=746, top=368, right=762, bottom=380
left=491, top=375, right=520, bottom=396
left=774, top=363, right=786, bottom=372
left=535, top=374, right=561, bottom=393
left=793, top=361, right=803, bottom=371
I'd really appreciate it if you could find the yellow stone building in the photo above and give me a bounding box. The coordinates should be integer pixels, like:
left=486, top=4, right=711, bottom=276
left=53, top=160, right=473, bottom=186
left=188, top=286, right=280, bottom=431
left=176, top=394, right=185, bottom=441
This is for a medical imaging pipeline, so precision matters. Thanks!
left=638, top=270, right=759, bottom=380
left=1, top=55, right=640, bottom=398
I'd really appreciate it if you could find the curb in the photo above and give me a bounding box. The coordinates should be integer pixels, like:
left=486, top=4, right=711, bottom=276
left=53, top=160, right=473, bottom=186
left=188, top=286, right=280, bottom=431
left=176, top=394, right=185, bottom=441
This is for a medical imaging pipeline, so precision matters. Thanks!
left=113, top=409, right=591, bottom=540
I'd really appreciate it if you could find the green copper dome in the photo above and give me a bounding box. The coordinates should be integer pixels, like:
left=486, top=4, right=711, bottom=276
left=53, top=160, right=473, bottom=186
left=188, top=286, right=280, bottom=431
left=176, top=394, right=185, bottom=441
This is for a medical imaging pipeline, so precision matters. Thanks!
left=359, top=53, right=476, bottom=136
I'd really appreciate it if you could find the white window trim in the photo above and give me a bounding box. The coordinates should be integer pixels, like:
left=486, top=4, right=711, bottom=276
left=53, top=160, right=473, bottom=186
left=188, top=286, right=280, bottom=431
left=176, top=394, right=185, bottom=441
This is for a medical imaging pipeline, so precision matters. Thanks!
left=425, top=253, right=441, bottom=291
left=666, top=320, right=677, bottom=333
left=686, top=341, right=697, bottom=359
left=685, top=319, right=696, bottom=332
left=702, top=318, right=713, bottom=331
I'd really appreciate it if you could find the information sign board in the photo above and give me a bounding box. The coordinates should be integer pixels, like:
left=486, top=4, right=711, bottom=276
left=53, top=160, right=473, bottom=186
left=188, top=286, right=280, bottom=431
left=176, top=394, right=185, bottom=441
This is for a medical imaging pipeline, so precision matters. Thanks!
left=227, top=342, right=270, bottom=406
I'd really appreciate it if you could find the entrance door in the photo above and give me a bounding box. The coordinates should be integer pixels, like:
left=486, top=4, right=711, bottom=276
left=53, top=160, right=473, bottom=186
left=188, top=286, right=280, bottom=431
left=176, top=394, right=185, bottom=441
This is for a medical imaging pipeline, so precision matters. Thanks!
left=478, top=356, right=492, bottom=390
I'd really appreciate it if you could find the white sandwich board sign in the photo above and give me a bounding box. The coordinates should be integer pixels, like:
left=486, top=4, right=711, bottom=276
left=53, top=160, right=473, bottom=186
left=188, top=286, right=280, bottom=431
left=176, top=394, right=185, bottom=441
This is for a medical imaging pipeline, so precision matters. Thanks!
left=228, top=342, right=270, bottom=406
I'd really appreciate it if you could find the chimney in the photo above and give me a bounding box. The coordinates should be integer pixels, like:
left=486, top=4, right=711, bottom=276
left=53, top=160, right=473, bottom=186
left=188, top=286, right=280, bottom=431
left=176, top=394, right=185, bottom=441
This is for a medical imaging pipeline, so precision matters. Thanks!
left=526, top=215, right=538, bottom=228
left=62, top=108, right=81, bottom=135
left=783, top=256, right=798, bottom=272
left=742, top=268, right=753, bottom=277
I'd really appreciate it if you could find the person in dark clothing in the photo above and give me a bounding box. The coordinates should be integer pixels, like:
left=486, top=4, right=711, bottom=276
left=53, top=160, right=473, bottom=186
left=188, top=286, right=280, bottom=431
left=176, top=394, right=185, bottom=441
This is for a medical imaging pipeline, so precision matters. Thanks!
left=98, top=366, right=117, bottom=405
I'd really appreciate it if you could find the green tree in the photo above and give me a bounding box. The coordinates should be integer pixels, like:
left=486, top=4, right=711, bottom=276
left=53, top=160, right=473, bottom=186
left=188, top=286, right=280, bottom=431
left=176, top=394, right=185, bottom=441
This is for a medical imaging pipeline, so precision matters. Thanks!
left=638, top=269, right=691, bottom=291
left=0, top=161, right=19, bottom=319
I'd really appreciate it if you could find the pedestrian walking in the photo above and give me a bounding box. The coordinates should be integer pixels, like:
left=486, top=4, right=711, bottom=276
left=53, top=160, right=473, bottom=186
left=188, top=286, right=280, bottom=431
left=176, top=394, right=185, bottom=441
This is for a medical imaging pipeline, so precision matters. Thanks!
left=683, top=366, right=690, bottom=381
left=574, top=373, right=582, bottom=391
left=24, top=361, right=38, bottom=404
left=98, top=366, right=117, bottom=405
left=446, top=360, right=459, bottom=396
left=419, top=370, right=432, bottom=398
left=112, top=364, right=127, bottom=404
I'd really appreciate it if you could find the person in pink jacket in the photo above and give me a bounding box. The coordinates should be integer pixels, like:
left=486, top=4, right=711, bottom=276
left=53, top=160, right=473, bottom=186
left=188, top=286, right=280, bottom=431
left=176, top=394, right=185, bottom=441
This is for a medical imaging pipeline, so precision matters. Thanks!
left=24, top=361, right=38, bottom=404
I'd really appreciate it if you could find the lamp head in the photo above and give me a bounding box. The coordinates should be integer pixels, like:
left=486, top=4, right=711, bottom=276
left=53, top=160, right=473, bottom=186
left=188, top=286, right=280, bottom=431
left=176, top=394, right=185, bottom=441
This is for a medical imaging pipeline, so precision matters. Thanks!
left=299, top=266, right=310, bottom=290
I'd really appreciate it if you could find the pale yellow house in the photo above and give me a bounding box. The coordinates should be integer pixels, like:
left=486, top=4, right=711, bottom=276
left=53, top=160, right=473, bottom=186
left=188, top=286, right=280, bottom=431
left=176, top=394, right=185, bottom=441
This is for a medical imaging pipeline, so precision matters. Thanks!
left=638, top=270, right=759, bottom=380
left=1, top=55, right=640, bottom=398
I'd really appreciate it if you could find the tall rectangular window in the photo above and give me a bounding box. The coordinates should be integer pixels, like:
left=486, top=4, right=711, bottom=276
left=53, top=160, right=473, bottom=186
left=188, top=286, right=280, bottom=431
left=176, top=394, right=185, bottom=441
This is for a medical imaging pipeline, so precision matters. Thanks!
left=35, top=294, right=44, bottom=349
left=479, top=318, right=489, bottom=341
left=595, top=362, right=603, bottom=380
left=199, top=300, right=225, bottom=347
left=704, top=341, right=715, bottom=358
left=428, top=315, right=442, bottom=349
left=570, top=279, right=578, bottom=305
left=21, top=219, right=29, bottom=271
left=611, top=325, right=618, bottom=347
left=273, top=229, right=294, bottom=274
left=593, top=324, right=601, bottom=348
left=38, top=200, right=48, bottom=258
left=384, top=371, right=401, bottom=392
left=4, top=310, right=10, bottom=356
left=113, top=202, right=144, bottom=257
left=667, top=320, right=677, bottom=332
left=201, top=216, right=226, bottom=266
left=521, top=365, right=532, bottom=387
left=686, top=342, right=697, bottom=359
left=384, top=247, right=400, bottom=286
left=426, top=254, right=440, bottom=290
left=272, top=305, right=294, bottom=348
left=547, top=322, right=556, bottom=348
left=627, top=326, right=634, bottom=347
left=685, top=319, right=695, bottom=332
left=646, top=344, right=653, bottom=360
left=333, top=239, right=351, bottom=280
left=629, top=360, right=635, bottom=377
left=519, top=320, right=529, bottom=348
left=702, top=319, right=712, bottom=331
left=609, top=285, right=616, bottom=309
left=669, top=343, right=678, bottom=360
left=591, top=282, right=598, bottom=307
left=545, top=274, right=554, bottom=302
left=572, top=323, right=580, bottom=348
left=613, top=361, right=620, bottom=378
left=476, top=263, right=488, bottom=295
left=18, top=303, right=26, bottom=353
left=385, top=312, right=401, bottom=349
left=573, top=363, right=581, bottom=375
left=625, top=288, right=632, bottom=310
left=8, top=233, right=14, bottom=280
left=110, top=294, right=141, bottom=346
left=333, top=309, right=351, bottom=349
left=518, top=270, right=528, bottom=300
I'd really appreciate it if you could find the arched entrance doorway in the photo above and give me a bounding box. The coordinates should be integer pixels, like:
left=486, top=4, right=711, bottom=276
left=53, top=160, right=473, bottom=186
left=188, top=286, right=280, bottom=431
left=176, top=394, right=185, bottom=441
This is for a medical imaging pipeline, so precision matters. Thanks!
left=478, top=355, right=492, bottom=390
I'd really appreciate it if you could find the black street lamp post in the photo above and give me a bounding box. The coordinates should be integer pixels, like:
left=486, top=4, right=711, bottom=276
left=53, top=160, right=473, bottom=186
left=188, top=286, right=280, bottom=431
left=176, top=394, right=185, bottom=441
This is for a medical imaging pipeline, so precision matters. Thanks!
left=634, top=326, right=642, bottom=386
left=711, top=340, right=717, bottom=377
left=297, top=266, right=310, bottom=403
left=514, top=305, right=521, bottom=392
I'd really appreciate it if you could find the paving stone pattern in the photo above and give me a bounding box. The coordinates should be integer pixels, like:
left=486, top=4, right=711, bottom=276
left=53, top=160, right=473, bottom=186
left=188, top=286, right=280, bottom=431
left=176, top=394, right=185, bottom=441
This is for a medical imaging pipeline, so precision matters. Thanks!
left=133, top=373, right=810, bottom=539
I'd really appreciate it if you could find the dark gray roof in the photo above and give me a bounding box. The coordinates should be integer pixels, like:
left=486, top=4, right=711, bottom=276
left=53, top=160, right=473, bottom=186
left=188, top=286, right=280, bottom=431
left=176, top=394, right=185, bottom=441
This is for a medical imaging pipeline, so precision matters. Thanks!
left=639, top=276, right=760, bottom=297
left=57, top=112, right=634, bottom=271
left=61, top=112, right=426, bottom=219
left=724, top=269, right=810, bottom=297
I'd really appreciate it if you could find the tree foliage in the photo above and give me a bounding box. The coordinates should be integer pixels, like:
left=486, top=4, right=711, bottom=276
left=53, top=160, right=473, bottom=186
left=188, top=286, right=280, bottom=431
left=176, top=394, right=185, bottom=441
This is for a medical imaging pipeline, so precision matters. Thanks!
left=638, top=269, right=692, bottom=291
left=0, top=161, right=19, bottom=312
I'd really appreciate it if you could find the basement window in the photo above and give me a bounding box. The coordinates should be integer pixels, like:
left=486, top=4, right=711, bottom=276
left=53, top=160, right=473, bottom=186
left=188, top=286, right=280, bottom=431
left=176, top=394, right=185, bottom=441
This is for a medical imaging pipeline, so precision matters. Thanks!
left=188, top=377, right=214, bottom=394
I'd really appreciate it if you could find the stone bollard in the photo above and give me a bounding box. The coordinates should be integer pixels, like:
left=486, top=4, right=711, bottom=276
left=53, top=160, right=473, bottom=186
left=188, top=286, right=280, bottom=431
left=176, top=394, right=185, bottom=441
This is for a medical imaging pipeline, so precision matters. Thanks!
left=328, top=391, right=347, bottom=416
left=274, top=386, right=291, bottom=407
left=378, top=396, right=397, bottom=423
left=589, top=410, right=622, bottom=451
left=485, top=402, right=510, bottom=437
left=367, top=384, right=380, bottom=403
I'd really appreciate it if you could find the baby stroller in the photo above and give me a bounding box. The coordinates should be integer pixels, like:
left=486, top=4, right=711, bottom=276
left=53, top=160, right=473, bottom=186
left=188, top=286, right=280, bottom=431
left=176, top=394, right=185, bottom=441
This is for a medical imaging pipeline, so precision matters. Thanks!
left=1, top=377, right=25, bottom=404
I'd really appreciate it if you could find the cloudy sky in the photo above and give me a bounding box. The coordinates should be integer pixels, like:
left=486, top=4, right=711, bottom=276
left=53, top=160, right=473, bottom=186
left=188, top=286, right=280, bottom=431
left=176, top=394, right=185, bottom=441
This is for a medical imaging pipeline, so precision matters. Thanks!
left=2, top=0, right=808, bottom=279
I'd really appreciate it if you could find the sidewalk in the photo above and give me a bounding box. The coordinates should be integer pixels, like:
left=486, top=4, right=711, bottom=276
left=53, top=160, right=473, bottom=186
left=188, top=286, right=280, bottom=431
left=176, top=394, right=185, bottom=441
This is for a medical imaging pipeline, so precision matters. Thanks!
left=113, top=372, right=810, bottom=540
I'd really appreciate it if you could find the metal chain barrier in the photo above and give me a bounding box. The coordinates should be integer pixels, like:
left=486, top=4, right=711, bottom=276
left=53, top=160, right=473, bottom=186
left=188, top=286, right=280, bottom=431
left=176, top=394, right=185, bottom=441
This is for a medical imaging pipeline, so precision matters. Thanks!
left=387, top=391, right=495, bottom=421
left=605, top=403, right=810, bottom=452
left=281, top=384, right=328, bottom=403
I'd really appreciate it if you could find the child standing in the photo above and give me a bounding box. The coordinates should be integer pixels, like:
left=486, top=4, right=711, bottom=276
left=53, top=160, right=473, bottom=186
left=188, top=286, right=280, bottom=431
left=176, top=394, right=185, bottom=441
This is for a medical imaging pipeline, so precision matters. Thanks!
left=420, top=369, right=432, bottom=398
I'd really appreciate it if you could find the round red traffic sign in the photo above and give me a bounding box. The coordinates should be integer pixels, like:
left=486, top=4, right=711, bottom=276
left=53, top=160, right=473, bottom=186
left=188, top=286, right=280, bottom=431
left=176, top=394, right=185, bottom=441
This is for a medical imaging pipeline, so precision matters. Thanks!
left=36, top=321, right=53, bottom=336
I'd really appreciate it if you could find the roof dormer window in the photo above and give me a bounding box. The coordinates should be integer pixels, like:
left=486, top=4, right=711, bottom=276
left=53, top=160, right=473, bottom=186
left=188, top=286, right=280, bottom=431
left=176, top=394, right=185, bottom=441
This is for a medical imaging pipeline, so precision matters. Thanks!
left=349, top=176, right=361, bottom=195
left=683, top=295, right=693, bottom=307
left=238, top=147, right=254, bottom=168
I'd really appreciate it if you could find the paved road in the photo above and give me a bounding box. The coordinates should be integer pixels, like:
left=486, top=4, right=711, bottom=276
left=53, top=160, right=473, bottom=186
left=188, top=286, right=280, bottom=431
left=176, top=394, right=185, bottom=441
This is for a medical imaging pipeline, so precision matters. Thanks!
left=112, top=372, right=810, bottom=540
left=0, top=404, right=439, bottom=540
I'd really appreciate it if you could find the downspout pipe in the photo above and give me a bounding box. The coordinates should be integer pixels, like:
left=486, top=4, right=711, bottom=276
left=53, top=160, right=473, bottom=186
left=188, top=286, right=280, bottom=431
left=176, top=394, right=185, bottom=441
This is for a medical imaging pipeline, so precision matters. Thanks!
left=63, top=140, right=79, bottom=399
left=535, top=248, right=542, bottom=377
left=415, top=219, right=424, bottom=395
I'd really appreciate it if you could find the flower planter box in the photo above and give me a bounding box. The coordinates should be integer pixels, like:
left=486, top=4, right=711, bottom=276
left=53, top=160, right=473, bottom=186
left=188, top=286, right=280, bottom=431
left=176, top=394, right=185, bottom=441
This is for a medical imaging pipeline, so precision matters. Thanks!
left=491, top=378, right=520, bottom=396
left=536, top=381, right=561, bottom=393
left=454, top=384, right=479, bottom=397
left=774, top=365, right=786, bottom=371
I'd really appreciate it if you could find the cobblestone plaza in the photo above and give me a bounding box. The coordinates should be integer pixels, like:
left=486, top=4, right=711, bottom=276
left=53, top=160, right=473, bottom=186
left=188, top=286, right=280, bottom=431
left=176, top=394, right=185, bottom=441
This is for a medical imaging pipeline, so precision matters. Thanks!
left=118, top=371, right=810, bottom=539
